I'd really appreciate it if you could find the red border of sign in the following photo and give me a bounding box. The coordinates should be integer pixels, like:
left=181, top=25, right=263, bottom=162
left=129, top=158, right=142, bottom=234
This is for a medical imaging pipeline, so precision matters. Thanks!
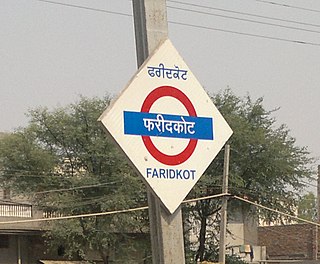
left=141, top=86, right=198, bottom=166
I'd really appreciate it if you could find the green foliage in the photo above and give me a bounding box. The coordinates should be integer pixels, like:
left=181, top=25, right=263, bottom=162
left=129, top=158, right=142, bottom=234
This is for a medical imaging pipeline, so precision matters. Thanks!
left=0, top=96, right=150, bottom=263
left=297, top=191, right=317, bottom=221
left=214, top=89, right=313, bottom=219
left=0, top=90, right=315, bottom=263
left=184, top=89, right=314, bottom=261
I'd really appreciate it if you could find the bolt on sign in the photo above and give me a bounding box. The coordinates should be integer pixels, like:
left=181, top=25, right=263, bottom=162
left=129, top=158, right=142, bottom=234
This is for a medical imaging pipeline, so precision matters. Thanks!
left=98, top=39, right=232, bottom=214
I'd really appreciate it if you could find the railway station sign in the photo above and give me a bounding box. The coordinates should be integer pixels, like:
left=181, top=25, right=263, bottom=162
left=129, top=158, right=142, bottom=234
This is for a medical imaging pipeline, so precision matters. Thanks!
left=98, top=39, right=233, bottom=214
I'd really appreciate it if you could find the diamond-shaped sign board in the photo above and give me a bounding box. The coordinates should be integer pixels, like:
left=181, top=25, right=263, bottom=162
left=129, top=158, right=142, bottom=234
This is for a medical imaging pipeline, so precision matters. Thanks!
left=98, top=39, right=232, bottom=214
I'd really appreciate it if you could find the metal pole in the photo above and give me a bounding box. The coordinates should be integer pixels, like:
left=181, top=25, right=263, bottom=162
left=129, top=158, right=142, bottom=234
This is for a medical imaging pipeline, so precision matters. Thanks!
left=132, top=1, right=185, bottom=263
left=219, top=144, right=230, bottom=264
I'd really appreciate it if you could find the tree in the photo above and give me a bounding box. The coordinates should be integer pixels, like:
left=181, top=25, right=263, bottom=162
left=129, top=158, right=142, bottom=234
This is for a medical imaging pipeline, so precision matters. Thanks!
left=185, top=89, right=314, bottom=262
left=298, top=192, right=317, bottom=221
left=0, top=90, right=314, bottom=263
left=0, top=96, right=150, bottom=263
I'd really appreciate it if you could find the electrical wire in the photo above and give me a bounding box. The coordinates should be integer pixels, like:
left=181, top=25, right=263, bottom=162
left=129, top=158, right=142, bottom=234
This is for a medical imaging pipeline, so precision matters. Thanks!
left=0, top=204, right=149, bottom=225
left=36, top=0, right=132, bottom=17
left=167, top=0, right=320, bottom=28
left=0, top=192, right=317, bottom=227
left=33, top=0, right=320, bottom=47
left=34, top=181, right=123, bottom=195
left=169, top=20, right=320, bottom=46
left=0, top=173, right=308, bottom=202
left=167, top=5, right=320, bottom=34
left=253, top=0, right=320, bottom=13
left=0, top=187, right=289, bottom=211
left=184, top=193, right=229, bottom=204
left=4, top=0, right=318, bottom=226
left=0, top=193, right=228, bottom=225
left=234, top=195, right=320, bottom=227
left=0, top=190, right=319, bottom=255
left=1, top=191, right=316, bottom=250
left=38, top=190, right=146, bottom=209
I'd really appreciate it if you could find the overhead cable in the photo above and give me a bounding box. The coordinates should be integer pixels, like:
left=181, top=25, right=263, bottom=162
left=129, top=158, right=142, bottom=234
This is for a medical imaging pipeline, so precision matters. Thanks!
left=169, top=20, right=320, bottom=46
left=36, top=0, right=132, bottom=17
left=0, top=193, right=228, bottom=225
left=34, top=0, right=320, bottom=47
left=0, top=193, right=318, bottom=228
left=254, top=0, right=320, bottom=13
left=167, top=5, right=320, bottom=34
left=34, top=181, right=123, bottom=195
left=167, top=0, right=320, bottom=28
left=0, top=204, right=149, bottom=225
left=234, top=195, right=320, bottom=227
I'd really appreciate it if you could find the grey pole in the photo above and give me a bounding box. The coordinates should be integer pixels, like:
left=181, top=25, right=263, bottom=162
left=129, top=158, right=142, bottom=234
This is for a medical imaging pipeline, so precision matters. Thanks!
left=132, top=1, right=185, bottom=263
left=318, top=165, right=320, bottom=224
left=315, top=164, right=320, bottom=260
left=219, top=144, right=230, bottom=264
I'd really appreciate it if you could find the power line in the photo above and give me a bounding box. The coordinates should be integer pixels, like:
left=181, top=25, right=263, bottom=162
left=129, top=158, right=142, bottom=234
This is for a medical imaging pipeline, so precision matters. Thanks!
left=253, top=0, right=320, bottom=14
left=34, top=181, right=123, bottom=195
left=0, top=192, right=319, bottom=238
left=0, top=204, right=149, bottom=225
left=0, top=172, right=310, bottom=203
left=1, top=192, right=316, bottom=255
left=36, top=0, right=132, bottom=17
left=234, top=195, right=320, bottom=227
left=0, top=193, right=228, bottom=225
left=34, top=0, right=320, bottom=47
left=169, top=20, right=320, bottom=47
left=167, top=0, right=320, bottom=28
left=40, top=197, right=112, bottom=209
left=167, top=5, right=320, bottom=34
left=12, top=182, right=299, bottom=209
left=39, top=0, right=320, bottom=36
left=0, top=192, right=318, bottom=228
left=38, top=187, right=146, bottom=209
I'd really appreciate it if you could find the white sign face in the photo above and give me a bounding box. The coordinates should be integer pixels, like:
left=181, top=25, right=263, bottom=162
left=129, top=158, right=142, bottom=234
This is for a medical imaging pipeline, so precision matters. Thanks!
left=99, top=39, right=232, bottom=214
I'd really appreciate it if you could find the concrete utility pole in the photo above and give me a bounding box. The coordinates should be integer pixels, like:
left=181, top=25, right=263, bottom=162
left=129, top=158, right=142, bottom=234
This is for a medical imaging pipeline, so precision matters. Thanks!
left=318, top=165, right=320, bottom=224
left=219, top=144, right=230, bottom=264
left=314, top=164, right=320, bottom=260
left=132, top=1, right=185, bottom=263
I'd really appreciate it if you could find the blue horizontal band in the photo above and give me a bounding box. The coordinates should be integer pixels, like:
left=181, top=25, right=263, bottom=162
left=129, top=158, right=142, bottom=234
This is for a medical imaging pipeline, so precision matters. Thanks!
left=123, top=111, right=214, bottom=140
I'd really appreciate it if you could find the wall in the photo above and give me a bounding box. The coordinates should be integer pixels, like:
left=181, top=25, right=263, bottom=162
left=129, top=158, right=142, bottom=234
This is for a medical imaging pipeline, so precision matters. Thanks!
left=258, top=223, right=317, bottom=260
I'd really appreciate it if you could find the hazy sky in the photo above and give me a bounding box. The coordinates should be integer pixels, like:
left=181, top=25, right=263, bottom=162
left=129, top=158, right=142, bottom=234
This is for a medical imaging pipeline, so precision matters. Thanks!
left=1, top=0, right=320, bottom=169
